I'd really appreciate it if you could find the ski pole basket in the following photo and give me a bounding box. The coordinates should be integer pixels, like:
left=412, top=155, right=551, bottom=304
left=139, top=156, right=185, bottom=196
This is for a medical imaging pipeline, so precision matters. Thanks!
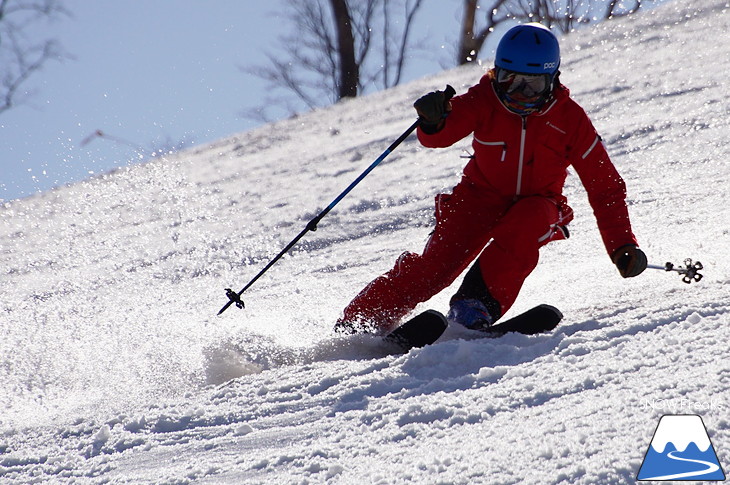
left=647, top=258, right=703, bottom=284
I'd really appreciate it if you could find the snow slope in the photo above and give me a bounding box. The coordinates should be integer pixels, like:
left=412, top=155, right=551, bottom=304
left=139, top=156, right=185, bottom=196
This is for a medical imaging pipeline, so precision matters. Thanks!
left=2, top=0, right=729, bottom=483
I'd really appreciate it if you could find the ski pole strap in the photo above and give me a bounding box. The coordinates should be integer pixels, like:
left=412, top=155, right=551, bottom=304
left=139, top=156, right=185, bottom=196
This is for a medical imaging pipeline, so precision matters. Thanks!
left=647, top=258, right=703, bottom=284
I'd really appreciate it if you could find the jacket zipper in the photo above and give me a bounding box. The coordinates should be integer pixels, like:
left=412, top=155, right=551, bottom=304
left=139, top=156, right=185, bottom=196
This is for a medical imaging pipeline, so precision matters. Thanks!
left=516, top=116, right=527, bottom=197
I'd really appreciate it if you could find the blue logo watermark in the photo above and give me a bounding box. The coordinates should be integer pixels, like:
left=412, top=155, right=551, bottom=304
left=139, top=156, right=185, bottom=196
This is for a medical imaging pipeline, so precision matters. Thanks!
left=638, top=415, right=725, bottom=481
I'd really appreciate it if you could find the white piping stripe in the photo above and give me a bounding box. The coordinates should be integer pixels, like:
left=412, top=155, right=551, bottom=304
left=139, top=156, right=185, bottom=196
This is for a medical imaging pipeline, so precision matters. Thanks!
left=473, top=137, right=505, bottom=146
left=538, top=225, right=556, bottom=243
left=537, top=97, right=558, bottom=116
left=582, top=136, right=600, bottom=159
left=516, top=121, right=526, bottom=196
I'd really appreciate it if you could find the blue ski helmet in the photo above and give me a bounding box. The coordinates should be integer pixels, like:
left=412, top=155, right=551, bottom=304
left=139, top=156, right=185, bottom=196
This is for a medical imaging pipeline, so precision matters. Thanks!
left=495, top=23, right=560, bottom=76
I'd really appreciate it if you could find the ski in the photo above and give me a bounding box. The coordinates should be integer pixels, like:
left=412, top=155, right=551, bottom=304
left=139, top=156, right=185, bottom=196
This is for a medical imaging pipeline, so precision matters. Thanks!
left=384, top=310, right=448, bottom=352
left=479, top=304, right=562, bottom=338
left=383, top=304, right=560, bottom=352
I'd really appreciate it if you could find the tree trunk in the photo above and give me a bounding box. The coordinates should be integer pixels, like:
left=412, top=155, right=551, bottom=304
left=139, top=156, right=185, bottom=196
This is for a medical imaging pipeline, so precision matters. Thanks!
left=457, top=0, right=480, bottom=65
left=329, top=0, right=359, bottom=99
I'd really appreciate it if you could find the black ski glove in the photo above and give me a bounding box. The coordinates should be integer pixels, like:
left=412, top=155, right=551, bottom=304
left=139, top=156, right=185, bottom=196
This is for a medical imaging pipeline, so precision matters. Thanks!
left=612, top=244, right=647, bottom=278
left=413, top=85, right=456, bottom=134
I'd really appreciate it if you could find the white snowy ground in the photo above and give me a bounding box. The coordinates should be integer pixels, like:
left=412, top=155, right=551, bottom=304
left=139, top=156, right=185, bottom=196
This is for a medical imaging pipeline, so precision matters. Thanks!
left=2, top=0, right=729, bottom=483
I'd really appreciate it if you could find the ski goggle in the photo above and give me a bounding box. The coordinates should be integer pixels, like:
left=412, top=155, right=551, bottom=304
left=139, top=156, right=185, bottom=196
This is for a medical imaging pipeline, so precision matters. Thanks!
left=496, top=68, right=551, bottom=99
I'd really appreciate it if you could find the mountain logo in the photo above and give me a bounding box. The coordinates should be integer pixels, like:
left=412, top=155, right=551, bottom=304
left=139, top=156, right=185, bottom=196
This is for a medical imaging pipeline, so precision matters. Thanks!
left=638, top=414, right=725, bottom=481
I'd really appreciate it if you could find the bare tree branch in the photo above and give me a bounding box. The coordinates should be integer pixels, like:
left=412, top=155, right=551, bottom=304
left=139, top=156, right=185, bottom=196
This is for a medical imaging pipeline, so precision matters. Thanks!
left=392, top=0, right=424, bottom=86
left=606, top=0, right=642, bottom=18
left=243, top=0, right=426, bottom=121
left=0, top=0, right=70, bottom=115
left=458, top=0, right=654, bottom=66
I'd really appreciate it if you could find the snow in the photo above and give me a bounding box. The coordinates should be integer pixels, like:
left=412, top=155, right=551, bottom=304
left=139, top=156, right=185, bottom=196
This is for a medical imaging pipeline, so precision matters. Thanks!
left=1, top=0, right=729, bottom=483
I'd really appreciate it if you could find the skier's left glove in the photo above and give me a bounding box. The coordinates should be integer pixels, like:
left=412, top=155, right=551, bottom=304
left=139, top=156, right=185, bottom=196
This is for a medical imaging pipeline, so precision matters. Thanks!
left=612, top=244, right=647, bottom=278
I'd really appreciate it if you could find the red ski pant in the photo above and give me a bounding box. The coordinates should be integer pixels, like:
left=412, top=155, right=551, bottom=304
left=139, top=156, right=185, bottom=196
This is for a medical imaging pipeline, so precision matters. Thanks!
left=340, top=179, right=570, bottom=331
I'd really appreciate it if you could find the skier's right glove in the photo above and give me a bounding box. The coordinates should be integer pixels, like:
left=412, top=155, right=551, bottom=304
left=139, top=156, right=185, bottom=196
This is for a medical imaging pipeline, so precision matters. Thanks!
left=612, top=244, right=648, bottom=278
left=413, top=85, right=456, bottom=134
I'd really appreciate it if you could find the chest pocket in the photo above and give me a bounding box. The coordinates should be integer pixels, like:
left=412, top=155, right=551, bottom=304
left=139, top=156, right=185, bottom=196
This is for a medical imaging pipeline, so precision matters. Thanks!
left=473, top=136, right=507, bottom=162
left=534, top=120, right=570, bottom=168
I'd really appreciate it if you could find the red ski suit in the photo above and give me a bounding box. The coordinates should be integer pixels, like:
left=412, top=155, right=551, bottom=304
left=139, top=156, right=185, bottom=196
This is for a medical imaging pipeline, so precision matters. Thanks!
left=340, top=71, right=638, bottom=331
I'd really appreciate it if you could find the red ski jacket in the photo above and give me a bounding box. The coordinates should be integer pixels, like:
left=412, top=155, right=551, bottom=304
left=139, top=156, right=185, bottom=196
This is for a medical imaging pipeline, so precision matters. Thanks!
left=417, top=70, right=638, bottom=257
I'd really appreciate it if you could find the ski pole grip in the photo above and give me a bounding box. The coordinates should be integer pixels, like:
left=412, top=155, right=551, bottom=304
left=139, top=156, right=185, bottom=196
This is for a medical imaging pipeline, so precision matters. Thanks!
left=443, top=84, right=456, bottom=101
left=437, top=85, right=456, bottom=123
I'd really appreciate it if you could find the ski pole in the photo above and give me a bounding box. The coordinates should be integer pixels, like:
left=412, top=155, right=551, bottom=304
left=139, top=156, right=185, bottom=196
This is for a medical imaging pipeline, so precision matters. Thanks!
left=218, top=86, right=455, bottom=316
left=646, top=258, right=703, bottom=284
left=218, top=119, right=420, bottom=315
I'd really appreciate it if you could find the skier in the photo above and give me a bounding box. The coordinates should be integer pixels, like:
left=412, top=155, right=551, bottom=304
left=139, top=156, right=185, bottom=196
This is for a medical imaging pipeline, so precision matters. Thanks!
left=334, top=23, right=647, bottom=334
